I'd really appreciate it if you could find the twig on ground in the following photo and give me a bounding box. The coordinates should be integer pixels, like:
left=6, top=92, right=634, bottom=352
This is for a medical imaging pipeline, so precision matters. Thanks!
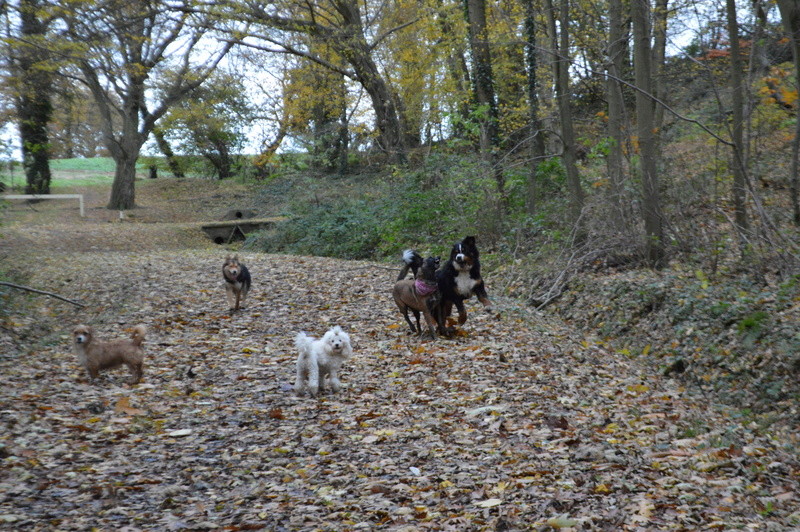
left=0, top=281, right=85, bottom=307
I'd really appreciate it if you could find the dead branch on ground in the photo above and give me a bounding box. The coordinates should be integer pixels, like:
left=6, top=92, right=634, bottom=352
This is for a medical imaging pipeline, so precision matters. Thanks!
left=0, top=282, right=85, bottom=308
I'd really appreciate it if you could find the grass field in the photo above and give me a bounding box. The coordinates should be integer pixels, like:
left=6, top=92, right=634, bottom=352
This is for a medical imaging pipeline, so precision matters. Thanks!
left=0, top=158, right=145, bottom=189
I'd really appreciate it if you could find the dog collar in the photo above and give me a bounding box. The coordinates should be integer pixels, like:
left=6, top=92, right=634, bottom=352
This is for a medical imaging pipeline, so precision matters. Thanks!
left=415, top=279, right=438, bottom=296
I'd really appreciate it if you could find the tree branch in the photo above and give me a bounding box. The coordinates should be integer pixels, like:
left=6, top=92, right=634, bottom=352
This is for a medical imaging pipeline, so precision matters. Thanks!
left=0, top=282, right=85, bottom=307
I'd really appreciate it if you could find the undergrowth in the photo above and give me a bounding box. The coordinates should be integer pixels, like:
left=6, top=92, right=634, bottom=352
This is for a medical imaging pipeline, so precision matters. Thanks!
left=554, top=269, right=800, bottom=425
left=246, top=153, right=513, bottom=260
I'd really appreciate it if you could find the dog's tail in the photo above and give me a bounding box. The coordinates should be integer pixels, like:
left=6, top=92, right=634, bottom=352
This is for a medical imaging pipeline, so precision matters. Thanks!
left=398, top=249, right=423, bottom=281
left=295, top=331, right=312, bottom=356
left=130, top=325, right=147, bottom=347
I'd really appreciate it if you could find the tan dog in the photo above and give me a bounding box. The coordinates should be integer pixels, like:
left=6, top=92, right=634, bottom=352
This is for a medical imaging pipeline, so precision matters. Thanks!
left=222, top=255, right=252, bottom=311
left=72, top=324, right=146, bottom=384
left=392, top=256, right=440, bottom=339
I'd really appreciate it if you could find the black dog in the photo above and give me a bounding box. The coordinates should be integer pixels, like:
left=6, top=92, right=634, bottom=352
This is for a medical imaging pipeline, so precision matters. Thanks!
left=397, top=249, right=424, bottom=280
left=435, top=236, right=492, bottom=335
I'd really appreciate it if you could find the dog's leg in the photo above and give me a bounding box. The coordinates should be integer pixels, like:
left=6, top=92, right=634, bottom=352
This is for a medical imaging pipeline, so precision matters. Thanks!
left=240, top=286, right=248, bottom=309
left=294, top=359, right=307, bottom=395
left=234, top=289, right=241, bottom=311
left=127, top=361, right=143, bottom=384
left=308, top=357, right=320, bottom=397
left=455, top=300, right=468, bottom=325
left=411, top=309, right=422, bottom=335
left=421, top=308, right=438, bottom=340
left=437, top=301, right=454, bottom=335
left=226, top=285, right=235, bottom=310
left=318, top=367, right=329, bottom=394
left=474, top=283, right=492, bottom=309
left=401, top=306, right=417, bottom=333
left=329, top=368, right=342, bottom=393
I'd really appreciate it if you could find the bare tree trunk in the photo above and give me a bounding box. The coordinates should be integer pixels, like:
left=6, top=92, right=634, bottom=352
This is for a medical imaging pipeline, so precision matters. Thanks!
left=631, top=0, right=666, bottom=267
left=336, top=77, right=349, bottom=175
left=465, top=0, right=500, bottom=155
left=465, top=0, right=507, bottom=205
left=545, top=0, right=585, bottom=238
left=438, top=0, right=471, bottom=139
left=776, top=0, right=800, bottom=225
left=203, top=134, right=234, bottom=179
left=105, top=95, right=146, bottom=209
left=652, top=0, right=668, bottom=131
left=522, top=0, right=547, bottom=215
left=260, top=123, right=287, bottom=161
left=335, top=0, right=406, bottom=163
left=14, top=0, right=53, bottom=195
left=108, top=148, right=139, bottom=210
left=726, top=0, right=749, bottom=234
left=606, top=0, right=627, bottom=222
left=151, top=127, right=185, bottom=178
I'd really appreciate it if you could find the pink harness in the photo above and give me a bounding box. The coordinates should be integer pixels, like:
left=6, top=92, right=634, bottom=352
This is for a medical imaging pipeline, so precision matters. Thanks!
left=415, top=279, right=438, bottom=296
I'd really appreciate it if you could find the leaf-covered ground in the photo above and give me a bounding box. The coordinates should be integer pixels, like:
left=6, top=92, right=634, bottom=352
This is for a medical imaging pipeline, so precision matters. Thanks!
left=2, top=184, right=799, bottom=530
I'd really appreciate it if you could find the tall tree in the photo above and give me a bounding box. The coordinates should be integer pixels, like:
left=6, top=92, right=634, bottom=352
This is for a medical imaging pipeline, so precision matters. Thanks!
left=225, top=0, right=408, bottom=163
left=522, top=0, right=547, bottom=214
left=545, top=0, right=585, bottom=237
left=631, top=0, right=666, bottom=267
left=10, top=0, right=53, bottom=194
left=281, top=59, right=350, bottom=172
left=58, top=0, right=232, bottom=209
left=652, top=0, right=669, bottom=131
left=776, top=0, right=800, bottom=225
left=151, top=127, right=185, bottom=178
left=47, top=76, right=106, bottom=159
left=159, top=72, right=256, bottom=179
left=606, top=0, right=627, bottom=222
left=464, top=0, right=499, bottom=154
left=726, top=0, right=749, bottom=234
left=465, top=0, right=506, bottom=200
left=435, top=0, right=472, bottom=140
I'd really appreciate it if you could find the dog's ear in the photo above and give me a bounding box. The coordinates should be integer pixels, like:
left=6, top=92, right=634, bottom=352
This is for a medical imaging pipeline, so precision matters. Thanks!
left=463, top=236, right=476, bottom=247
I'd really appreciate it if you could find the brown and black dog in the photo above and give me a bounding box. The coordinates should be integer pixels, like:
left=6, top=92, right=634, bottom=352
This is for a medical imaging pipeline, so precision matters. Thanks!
left=435, top=236, right=492, bottom=335
left=393, top=256, right=441, bottom=339
left=222, top=255, right=252, bottom=311
left=72, top=324, right=146, bottom=384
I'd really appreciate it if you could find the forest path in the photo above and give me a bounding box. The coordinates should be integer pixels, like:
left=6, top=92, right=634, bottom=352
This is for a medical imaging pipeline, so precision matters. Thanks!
left=1, top=181, right=798, bottom=530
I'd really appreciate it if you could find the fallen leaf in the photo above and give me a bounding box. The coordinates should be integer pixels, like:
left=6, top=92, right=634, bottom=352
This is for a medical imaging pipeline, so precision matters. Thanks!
left=115, top=397, right=145, bottom=416
left=475, top=498, right=502, bottom=508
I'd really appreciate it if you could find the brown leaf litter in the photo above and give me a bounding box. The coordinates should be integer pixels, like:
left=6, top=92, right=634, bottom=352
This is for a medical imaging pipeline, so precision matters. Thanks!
left=1, top=184, right=799, bottom=530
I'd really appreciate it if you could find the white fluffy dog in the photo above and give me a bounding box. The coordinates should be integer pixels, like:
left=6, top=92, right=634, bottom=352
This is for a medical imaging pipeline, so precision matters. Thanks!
left=294, top=326, right=353, bottom=397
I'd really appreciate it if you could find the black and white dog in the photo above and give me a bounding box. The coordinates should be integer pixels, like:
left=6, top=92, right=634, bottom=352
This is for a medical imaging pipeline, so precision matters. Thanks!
left=435, top=236, right=492, bottom=335
left=397, top=249, right=424, bottom=280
